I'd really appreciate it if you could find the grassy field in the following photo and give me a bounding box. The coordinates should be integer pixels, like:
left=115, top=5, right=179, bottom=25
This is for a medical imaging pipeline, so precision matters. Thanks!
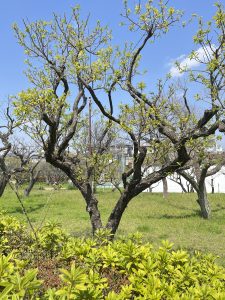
left=1, top=186, right=225, bottom=265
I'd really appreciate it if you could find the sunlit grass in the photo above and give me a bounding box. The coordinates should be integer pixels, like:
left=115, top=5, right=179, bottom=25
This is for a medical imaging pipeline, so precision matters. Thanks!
left=1, top=186, right=225, bottom=265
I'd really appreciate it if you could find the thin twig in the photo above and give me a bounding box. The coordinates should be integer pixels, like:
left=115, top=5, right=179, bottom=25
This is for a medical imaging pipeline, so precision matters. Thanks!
left=8, top=182, right=38, bottom=242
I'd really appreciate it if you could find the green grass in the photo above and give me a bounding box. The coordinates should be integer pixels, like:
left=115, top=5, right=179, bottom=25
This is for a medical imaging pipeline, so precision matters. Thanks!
left=1, top=186, right=225, bottom=265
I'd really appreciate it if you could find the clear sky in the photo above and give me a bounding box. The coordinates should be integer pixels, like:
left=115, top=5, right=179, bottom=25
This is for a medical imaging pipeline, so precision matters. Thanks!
left=0, top=0, right=218, bottom=100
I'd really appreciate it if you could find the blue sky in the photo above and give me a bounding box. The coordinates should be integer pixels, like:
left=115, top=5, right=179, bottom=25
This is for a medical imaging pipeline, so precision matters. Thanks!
left=1, top=1, right=223, bottom=148
left=0, top=0, right=218, bottom=101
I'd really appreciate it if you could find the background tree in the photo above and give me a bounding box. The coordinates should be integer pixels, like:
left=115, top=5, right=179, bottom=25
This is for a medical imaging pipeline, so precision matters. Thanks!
left=39, top=162, right=67, bottom=186
left=170, top=172, right=194, bottom=193
left=3, top=140, right=42, bottom=196
left=0, top=105, right=42, bottom=197
left=0, top=106, right=15, bottom=196
left=23, top=155, right=42, bottom=197
left=177, top=141, right=225, bottom=218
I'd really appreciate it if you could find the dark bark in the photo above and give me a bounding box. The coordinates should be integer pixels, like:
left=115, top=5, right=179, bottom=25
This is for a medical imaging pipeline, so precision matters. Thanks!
left=106, top=190, right=132, bottom=234
left=23, top=160, right=41, bottom=197
left=24, top=181, right=34, bottom=197
left=24, top=172, right=39, bottom=197
left=0, top=176, right=8, bottom=197
left=82, top=189, right=102, bottom=234
left=105, top=148, right=190, bottom=235
left=105, top=144, right=190, bottom=235
left=45, top=153, right=103, bottom=234
left=211, top=178, right=215, bottom=194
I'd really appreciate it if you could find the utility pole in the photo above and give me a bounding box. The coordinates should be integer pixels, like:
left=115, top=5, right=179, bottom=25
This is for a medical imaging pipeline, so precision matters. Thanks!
left=88, top=97, right=92, bottom=156
left=88, top=96, right=96, bottom=193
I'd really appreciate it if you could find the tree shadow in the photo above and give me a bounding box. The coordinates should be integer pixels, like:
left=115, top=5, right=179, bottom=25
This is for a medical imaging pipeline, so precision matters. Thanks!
left=166, top=201, right=198, bottom=212
left=7, top=203, right=45, bottom=214
left=212, top=205, right=225, bottom=213
left=147, top=211, right=200, bottom=220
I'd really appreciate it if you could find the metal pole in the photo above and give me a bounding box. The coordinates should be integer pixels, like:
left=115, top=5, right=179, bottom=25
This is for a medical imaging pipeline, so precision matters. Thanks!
left=88, top=97, right=92, bottom=156
left=88, top=96, right=96, bottom=193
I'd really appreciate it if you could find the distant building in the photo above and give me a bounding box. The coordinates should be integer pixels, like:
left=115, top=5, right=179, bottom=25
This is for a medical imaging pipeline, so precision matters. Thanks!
left=111, top=143, right=225, bottom=193
left=144, top=166, right=225, bottom=193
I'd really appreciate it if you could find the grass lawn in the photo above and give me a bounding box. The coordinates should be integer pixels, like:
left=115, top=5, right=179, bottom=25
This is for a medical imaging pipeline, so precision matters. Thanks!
left=1, top=186, right=225, bottom=265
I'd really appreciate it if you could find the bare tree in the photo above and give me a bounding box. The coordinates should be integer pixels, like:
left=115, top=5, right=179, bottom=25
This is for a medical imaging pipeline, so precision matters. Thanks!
left=38, top=162, right=67, bottom=186
left=0, top=115, right=42, bottom=197
left=0, top=106, right=17, bottom=196
left=170, top=172, right=194, bottom=193
left=24, top=158, right=41, bottom=197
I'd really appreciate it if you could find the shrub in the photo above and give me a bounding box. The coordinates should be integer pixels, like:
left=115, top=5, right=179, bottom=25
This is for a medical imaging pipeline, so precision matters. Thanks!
left=0, top=212, right=225, bottom=298
left=0, top=211, right=30, bottom=255
left=35, top=222, right=69, bottom=258
left=0, top=252, right=42, bottom=299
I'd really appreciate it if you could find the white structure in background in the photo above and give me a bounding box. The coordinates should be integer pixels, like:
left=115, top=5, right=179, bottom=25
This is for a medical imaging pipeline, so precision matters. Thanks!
left=206, top=166, right=225, bottom=193
left=146, top=166, right=225, bottom=193
left=143, top=144, right=225, bottom=193
left=102, top=143, right=225, bottom=193
left=145, top=166, right=225, bottom=193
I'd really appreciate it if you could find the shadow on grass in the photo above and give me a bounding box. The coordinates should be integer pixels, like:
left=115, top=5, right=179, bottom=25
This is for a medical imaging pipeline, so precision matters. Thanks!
left=149, top=206, right=225, bottom=220
left=7, top=203, right=45, bottom=215
left=147, top=211, right=200, bottom=220
left=166, top=199, right=225, bottom=214
left=166, top=201, right=198, bottom=212
left=212, top=205, right=225, bottom=213
left=136, top=225, right=150, bottom=232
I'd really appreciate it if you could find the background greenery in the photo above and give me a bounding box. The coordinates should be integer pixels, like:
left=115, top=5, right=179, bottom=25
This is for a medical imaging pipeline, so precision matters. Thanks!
left=1, top=187, right=225, bottom=265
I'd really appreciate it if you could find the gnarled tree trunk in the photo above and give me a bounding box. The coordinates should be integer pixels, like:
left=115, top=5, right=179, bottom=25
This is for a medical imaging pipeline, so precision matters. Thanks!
left=197, top=182, right=211, bottom=219
left=106, top=190, right=132, bottom=234
left=178, top=169, right=211, bottom=219
left=80, top=184, right=103, bottom=234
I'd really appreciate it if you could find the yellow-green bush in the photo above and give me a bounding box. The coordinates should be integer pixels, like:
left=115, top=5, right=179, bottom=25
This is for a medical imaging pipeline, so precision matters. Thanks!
left=0, top=211, right=28, bottom=254
left=0, top=253, right=41, bottom=299
left=0, top=211, right=225, bottom=299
